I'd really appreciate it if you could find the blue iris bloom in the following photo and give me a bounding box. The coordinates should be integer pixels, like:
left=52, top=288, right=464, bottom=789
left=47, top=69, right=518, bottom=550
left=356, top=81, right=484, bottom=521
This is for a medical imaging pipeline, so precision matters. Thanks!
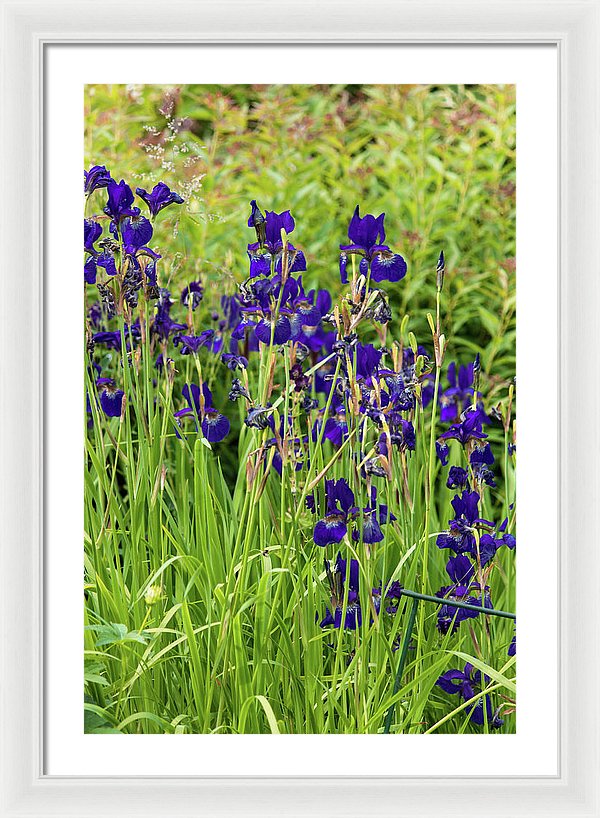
left=436, top=663, right=504, bottom=729
left=313, top=479, right=356, bottom=547
left=438, top=407, right=488, bottom=446
left=173, top=331, right=216, bottom=355
left=247, top=204, right=306, bottom=276
left=104, top=179, right=138, bottom=222
left=180, top=281, right=204, bottom=310
left=174, top=382, right=230, bottom=443
left=84, top=165, right=112, bottom=195
left=96, top=377, right=125, bottom=418
left=319, top=554, right=362, bottom=630
left=339, top=205, right=407, bottom=284
left=136, top=182, right=184, bottom=218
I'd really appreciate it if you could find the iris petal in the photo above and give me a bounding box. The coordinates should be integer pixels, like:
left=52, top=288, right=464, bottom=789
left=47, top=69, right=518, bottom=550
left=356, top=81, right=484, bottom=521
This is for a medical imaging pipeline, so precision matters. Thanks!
left=201, top=411, right=230, bottom=443
left=370, top=252, right=407, bottom=283
left=313, top=514, right=347, bottom=546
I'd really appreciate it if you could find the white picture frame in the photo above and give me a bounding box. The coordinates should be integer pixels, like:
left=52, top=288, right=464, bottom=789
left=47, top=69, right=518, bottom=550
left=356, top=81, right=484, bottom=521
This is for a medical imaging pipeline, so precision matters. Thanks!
left=1, top=0, right=598, bottom=815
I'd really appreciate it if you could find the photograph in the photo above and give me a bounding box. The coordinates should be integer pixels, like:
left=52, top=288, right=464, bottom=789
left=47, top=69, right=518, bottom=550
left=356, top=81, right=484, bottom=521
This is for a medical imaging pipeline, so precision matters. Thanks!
left=83, top=83, right=516, bottom=735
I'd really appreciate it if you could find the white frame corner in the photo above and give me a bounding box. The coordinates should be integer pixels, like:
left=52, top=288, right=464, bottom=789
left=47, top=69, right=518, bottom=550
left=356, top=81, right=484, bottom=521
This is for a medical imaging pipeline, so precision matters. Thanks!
left=1, top=1, right=599, bottom=816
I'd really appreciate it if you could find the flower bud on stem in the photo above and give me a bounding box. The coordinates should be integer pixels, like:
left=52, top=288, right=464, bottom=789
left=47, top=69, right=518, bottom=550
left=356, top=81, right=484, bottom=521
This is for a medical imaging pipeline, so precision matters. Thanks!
left=436, top=250, right=445, bottom=292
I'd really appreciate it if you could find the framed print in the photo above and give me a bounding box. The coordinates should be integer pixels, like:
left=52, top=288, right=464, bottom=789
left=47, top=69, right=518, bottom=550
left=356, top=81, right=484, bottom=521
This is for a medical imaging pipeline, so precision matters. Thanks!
left=1, top=1, right=599, bottom=816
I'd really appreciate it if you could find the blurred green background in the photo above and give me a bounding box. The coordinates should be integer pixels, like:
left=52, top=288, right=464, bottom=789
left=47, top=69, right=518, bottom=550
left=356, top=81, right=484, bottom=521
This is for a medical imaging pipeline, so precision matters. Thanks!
left=85, top=83, right=515, bottom=392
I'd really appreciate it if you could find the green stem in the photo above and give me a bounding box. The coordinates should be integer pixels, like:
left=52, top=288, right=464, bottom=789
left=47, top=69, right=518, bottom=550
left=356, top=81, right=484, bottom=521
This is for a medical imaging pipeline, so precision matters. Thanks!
left=383, top=597, right=419, bottom=733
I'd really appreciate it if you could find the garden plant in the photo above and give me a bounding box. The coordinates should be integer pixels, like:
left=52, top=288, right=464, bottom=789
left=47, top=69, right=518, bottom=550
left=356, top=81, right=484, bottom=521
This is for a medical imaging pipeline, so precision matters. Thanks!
left=84, top=84, right=516, bottom=735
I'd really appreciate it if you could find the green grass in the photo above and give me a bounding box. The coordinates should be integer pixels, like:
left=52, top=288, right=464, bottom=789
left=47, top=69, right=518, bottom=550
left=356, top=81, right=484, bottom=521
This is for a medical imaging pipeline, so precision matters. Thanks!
left=84, top=84, right=516, bottom=735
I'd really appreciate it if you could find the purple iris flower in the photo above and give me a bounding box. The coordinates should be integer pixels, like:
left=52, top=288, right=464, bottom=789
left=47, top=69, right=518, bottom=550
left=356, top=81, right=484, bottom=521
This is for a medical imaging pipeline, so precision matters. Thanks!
left=498, top=517, right=516, bottom=550
left=92, top=322, right=139, bottom=351
left=84, top=219, right=102, bottom=252
left=151, top=289, right=187, bottom=340
left=181, top=281, right=204, bottom=310
left=228, top=378, right=251, bottom=402
left=469, top=442, right=496, bottom=486
left=383, top=374, right=415, bottom=412
left=446, top=553, right=475, bottom=585
left=436, top=441, right=450, bottom=465
left=201, top=407, right=230, bottom=443
left=339, top=206, right=407, bottom=284
left=84, top=219, right=117, bottom=284
left=436, top=663, right=504, bottom=729
left=447, top=466, right=469, bottom=490
left=255, top=315, right=292, bottom=345
left=244, top=406, right=275, bottom=430
left=439, top=362, right=475, bottom=422
left=290, top=294, right=333, bottom=351
left=173, top=331, right=216, bottom=355
left=383, top=581, right=404, bottom=614
left=319, top=554, right=362, bottom=630
left=435, top=586, right=482, bottom=634
left=353, top=343, right=383, bottom=384
left=177, top=383, right=210, bottom=415
left=324, top=407, right=350, bottom=447
left=288, top=293, right=322, bottom=337
left=340, top=206, right=385, bottom=258
left=312, top=405, right=349, bottom=448
left=221, top=353, right=248, bottom=371
left=472, top=462, right=496, bottom=488
left=84, top=256, right=97, bottom=284
left=84, top=165, right=112, bottom=195
left=248, top=252, right=272, bottom=277
left=352, top=508, right=383, bottom=544
left=393, top=418, right=416, bottom=451
left=470, top=441, right=494, bottom=466
left=480, top=522, right=516, bottom=564
left=313, top=479, right=356, bottom=547
left=96, top=378, right=125, bottom=418
left=136, top=182, right=184, bottom=217
left=436, top=491, right=494, bottom=556
left=87, top=302, right=102, bottom=328
left=96, top=253, right=118, bottom=278
left=316, top=288, right=332, bottom=317
left=313, top=358, right=341, bottom=398
left=155, top=353, right=173, bottom=372
left=175, top=382, right=230, bottom=443
left=251, top=208, right=294, bottom=253
left=275, top=246, right=306, bottom=274
left=399, top=346, right=435, bottom=408
left=103, top=179, right=138, bottom=222
left=247, top=204, right=306, bottom=275
left=92, top=330, right=122, bottom=350
left=508, top=627, right=516, bottom=656
left=435, top=568, right=492, bottom=635
left=438, top=495, right=515, bottom=568
left=351, top=487, right=394, bottom=545
left=438, top=407, right=488, bottom=446
left=477, top=534, right=500, bottom=564
left=245, top=274, right=319, bottom=346
left=119, top=214, right=154, bottom=253
left=220, top=295, right=242, bottom=330
left=231, top=316, right=257, bottom=341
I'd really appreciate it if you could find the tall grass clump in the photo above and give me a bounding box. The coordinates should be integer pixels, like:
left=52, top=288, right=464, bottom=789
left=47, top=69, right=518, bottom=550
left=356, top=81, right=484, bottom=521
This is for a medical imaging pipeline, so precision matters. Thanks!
left=84, top=84, right=516, bottom=735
